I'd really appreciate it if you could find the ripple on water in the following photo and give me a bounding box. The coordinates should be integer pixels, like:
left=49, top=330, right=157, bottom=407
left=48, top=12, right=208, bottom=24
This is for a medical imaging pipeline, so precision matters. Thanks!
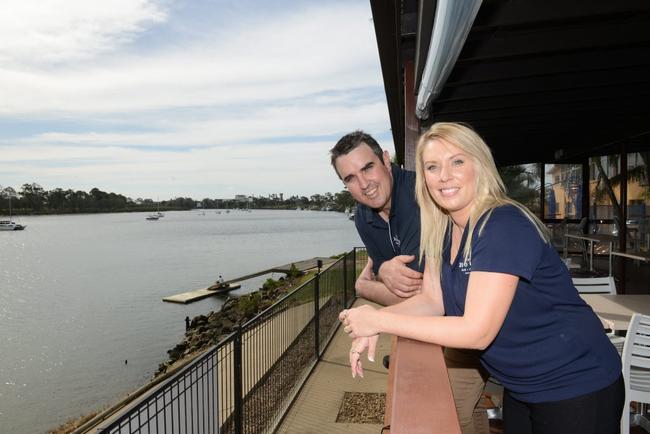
left=0, top=210, right=362, bottom=433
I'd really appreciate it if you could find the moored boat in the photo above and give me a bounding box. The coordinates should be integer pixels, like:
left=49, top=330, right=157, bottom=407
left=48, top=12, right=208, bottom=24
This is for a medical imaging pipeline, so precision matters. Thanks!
left=0, top=194, right=26, bottom=230
left=0, top=220, right=26, bottom=231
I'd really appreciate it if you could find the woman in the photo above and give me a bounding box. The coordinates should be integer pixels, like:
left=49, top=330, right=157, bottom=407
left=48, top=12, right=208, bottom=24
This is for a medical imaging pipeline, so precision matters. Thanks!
left=339, top=123, right=623, bottom=434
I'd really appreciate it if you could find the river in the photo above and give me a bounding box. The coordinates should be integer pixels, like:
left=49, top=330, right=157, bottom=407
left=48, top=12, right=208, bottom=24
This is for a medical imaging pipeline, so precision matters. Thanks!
left=0, top=209, right=361, bottom=433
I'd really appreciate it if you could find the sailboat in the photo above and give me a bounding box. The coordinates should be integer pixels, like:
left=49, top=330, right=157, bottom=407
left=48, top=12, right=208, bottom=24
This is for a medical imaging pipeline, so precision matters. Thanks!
left=0, top=194, right=26, bottom=231
left=155, top=199, right=164, bottom=217
left=145, top=199, right=163, bottom=220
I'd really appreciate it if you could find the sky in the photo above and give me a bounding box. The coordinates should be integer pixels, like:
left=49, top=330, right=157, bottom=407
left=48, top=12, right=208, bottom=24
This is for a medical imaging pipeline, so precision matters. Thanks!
left=0, top=0, right=394, bottom=200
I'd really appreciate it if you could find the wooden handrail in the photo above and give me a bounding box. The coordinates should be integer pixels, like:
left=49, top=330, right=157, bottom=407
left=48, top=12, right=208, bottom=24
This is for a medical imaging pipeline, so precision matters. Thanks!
left=384, top=336, right=461, bottom=434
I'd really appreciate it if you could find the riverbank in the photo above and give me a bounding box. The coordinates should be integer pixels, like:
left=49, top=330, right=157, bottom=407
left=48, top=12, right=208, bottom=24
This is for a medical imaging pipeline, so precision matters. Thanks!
left=156, top=264, right=308, bottom=377
left=2, top=206, right=184, bottom=216
left=52, top=265, right=314, bottom=434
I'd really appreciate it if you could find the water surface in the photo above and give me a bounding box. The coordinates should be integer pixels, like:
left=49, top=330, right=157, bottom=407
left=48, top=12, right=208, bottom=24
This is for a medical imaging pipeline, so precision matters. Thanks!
left=0, top=209, right=360, bottom=433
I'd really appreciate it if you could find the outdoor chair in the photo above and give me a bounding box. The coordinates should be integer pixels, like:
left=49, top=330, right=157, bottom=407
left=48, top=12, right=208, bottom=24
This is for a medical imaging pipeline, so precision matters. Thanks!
left=621, top=313, right=650, bottom=434
left=572, top=276, right=617, bottom=294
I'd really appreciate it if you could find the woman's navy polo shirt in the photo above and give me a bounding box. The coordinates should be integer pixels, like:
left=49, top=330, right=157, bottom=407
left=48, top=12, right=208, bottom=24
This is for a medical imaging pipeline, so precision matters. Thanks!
left=440, top=205, right=621, bottom=403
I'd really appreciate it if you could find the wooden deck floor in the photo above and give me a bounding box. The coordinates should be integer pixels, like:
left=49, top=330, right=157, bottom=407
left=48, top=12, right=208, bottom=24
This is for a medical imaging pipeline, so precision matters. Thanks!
left=277, top=300, right=392, bottom=433
left=278, top=300, right=493, bottom=434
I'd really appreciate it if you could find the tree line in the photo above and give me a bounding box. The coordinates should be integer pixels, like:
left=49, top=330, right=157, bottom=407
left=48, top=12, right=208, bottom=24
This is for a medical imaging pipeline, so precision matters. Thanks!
left=0, top=183, right=356, bottom=215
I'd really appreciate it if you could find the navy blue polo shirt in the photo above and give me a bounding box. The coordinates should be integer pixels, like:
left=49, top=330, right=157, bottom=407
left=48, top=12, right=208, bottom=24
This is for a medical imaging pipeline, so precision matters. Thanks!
left=354, top=165, right=423, bottom=275
left=441, top=205, right=621, bottom=403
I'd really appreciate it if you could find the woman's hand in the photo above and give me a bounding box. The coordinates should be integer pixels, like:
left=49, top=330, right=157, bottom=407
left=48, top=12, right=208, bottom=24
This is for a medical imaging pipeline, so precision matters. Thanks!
left=339, top=305, right=380, bottom=338
left=347, top=336, right=379, bottom=378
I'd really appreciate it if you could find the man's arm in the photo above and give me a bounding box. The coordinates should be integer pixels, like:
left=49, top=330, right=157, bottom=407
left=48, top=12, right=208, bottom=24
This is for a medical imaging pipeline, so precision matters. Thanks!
left=377, top=255, right=423, bottom=296
left=355, top=258, right=407, bottom=306
left=376, top=184, right=424, bottom=295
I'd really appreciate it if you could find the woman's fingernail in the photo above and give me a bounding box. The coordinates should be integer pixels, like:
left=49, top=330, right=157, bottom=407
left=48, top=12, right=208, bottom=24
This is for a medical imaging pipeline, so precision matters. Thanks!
left=368, top=356, right=375, bottom=362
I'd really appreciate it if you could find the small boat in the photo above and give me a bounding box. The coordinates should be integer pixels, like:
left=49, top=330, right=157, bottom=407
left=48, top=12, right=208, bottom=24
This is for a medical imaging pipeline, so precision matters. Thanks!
left=207, top=283, right=241, bottom=292
left=154, top=199, right=164, bottom=217
left=146, top=215, right=159, bottom=221
left=0, top=220, right=26, bottom=231
left=0, top=195, right=26, bottom=230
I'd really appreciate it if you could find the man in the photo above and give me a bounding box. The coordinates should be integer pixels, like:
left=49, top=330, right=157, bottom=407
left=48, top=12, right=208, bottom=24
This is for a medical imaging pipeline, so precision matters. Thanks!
left=330, top=130, right=489, bottom=434
left=330, top=130, right=423, bottom=305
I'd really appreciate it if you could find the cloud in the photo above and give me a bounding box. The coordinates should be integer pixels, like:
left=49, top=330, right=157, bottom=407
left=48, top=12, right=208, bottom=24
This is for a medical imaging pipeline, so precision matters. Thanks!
left=0, top=0, right=166, bottom=67
left=0, top=139, right=351, bottom=199
left=0, top=1, right=392, bottom=198
left=0, top=2, right=380, bottom=115
left=15, top=98, right=388, bottom=148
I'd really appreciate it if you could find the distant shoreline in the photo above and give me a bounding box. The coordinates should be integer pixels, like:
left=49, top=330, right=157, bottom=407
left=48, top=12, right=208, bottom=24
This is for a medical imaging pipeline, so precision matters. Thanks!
left=2, top=207, right=348, bottom=217
left=2, top=207, right=185, bottom=217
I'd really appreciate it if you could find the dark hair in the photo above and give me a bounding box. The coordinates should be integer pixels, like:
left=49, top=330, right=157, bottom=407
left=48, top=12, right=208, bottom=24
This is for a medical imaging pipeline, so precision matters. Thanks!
left=329, top=131, right=384, bottom=178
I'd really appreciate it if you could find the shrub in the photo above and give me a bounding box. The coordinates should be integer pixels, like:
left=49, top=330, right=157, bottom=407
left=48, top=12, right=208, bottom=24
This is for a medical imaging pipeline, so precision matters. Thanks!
left=287, top=263, right=302, bottom=279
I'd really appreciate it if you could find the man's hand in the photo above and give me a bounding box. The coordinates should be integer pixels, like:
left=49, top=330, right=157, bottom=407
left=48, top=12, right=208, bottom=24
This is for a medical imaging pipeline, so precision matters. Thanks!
left=378, top=255, right=423, bottom=297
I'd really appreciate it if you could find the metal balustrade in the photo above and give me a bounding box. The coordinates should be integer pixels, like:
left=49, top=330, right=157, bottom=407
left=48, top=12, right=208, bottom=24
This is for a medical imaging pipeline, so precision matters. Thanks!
left=98, top=248, right=365, bottom=434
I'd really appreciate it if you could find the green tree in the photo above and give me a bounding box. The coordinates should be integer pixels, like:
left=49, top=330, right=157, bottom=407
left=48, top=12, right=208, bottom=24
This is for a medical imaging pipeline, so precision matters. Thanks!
left=334, top=190, right=355, bottom=212
left=498, top=164, right=541, bottom=214
left=20, top=183, right=46, bottom=212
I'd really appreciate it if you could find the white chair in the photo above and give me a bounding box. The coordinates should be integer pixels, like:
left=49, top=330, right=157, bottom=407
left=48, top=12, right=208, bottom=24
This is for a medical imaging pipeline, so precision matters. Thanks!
left=572, top=276, right=617, bottom=294
left=621, top=313, right=650, bottom=434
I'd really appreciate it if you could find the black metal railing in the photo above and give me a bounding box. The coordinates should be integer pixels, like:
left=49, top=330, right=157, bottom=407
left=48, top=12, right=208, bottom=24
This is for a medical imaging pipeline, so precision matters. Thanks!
left=98, top=247, right=365, bottom=434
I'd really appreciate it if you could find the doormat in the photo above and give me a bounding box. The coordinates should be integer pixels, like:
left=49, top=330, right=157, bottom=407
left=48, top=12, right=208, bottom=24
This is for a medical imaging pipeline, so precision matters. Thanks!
left=336, top=392, right=386, bottom=424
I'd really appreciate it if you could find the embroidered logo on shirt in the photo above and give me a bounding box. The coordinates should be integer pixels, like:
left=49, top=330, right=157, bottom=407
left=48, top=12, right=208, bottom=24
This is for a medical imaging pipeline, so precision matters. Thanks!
left=458, top=260, right=472, bottom=274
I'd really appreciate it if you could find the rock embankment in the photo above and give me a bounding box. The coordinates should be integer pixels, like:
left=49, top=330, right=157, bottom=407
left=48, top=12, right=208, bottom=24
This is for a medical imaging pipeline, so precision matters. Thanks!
left=155, top=266, right=304, bottom=377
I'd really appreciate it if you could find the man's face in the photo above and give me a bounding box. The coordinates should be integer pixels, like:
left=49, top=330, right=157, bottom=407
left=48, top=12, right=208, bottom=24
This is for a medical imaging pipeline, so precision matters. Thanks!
left=334, top=143, right=393, bottom=214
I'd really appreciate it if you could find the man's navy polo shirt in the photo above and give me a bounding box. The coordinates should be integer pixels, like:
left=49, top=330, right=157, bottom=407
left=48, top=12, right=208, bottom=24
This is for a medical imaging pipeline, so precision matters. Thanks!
left=441, top=205, right=621, bottom=403
left=354, top=165, right=422, bottom=275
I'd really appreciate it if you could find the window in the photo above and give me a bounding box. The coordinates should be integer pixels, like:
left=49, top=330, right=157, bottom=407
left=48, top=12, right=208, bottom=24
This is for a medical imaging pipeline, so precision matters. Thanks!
left=545, top=164, right=582, bottom=219
left=626, top=152, right=649, bottom=251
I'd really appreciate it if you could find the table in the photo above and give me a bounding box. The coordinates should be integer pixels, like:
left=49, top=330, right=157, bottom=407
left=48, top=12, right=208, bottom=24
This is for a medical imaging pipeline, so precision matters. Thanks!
left=564, top=234, right=616, bottom=272
left=580, top=294, right=650, bottom=332
left=610, top=251, right=650, bottom=263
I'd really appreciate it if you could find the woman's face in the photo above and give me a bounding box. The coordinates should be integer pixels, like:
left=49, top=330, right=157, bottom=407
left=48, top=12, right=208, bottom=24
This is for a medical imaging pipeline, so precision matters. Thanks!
left=421, top=138, right=476, bottom=224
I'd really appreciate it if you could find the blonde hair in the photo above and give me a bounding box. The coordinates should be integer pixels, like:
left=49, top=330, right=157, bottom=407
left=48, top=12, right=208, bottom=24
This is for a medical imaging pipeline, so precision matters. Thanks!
left=414, top=122, right=549, bottom=274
